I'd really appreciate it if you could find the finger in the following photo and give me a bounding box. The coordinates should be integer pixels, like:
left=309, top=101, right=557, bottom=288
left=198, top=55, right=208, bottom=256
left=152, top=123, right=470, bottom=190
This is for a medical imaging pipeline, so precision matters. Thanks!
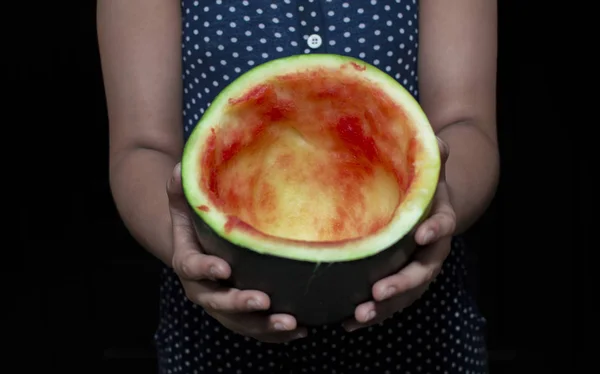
left=342, top=300, right=389, bottom=332
left=167, top=163, right=199, bottom=248
left=353, top=300, right=378, bottom=324
left=213, top=311, right=307, bottom=343
left=342, top=289, right=424, bottom=332
left=166, top=162, right=194, bottom=227
left=415, top=171, right=455, bottom=245
left=250, top=313, right=307, bottom=343
left=415, top=204, right=456, bottom=246
left=343, top=319, right=375, bottom=332
left=167, top=163, right=231, bottom=280
left=372, top=238, right=451, bottom=301
left=414, top=139, right=454, bottom=246
left=173, top=249, right=231, bottom=281
left=192, top=281, right=271, bottom=313
left=436, top=136, right=450, bottom=180
left=343, top=318, right=381, bottom=332
left=347, top=291, right=413, bottom=328
left=254, top=330, right=308, bottom=344
left=264, top=313, right=303, bottom=334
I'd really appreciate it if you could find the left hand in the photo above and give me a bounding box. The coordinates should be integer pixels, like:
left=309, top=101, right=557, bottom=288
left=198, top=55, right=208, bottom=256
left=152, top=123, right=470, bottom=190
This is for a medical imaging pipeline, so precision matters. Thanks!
left=343, top=137, right=456, bottom=332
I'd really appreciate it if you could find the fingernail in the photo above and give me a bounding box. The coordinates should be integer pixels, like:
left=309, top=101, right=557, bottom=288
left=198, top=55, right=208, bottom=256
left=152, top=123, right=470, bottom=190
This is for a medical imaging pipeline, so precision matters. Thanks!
left=365, top=310, right=376, bottom=322
left=209, top=266, right=221, bottom=277
left=382, top=287, right=396, bottom=300
left=345, top=325, right=358, bottom=332
left=173, top=163, right=181, bottom=178
left=274, top=323, right=288, bottom=331
left=246, top=299, right=262, bottom=309
left=423, top=229, right=435, bottom=244
left=181, top=264, right=190, bottom=277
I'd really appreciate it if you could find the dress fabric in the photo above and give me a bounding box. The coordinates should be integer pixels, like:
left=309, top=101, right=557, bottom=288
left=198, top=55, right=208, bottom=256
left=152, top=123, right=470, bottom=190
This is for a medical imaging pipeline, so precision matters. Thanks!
left=154, top=1, right=490, bottom=373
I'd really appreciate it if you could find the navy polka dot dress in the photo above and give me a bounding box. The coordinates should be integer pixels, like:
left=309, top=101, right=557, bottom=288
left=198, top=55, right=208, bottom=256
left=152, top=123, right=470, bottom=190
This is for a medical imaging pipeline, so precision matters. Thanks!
left=154, top=1, right=490, bottom=373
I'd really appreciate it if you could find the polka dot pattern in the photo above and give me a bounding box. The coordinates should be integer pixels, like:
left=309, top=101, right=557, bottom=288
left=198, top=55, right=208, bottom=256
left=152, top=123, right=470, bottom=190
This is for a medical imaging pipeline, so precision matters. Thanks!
left=180, top=0, right=419, bottom=136
left=159, top=1, right=489, bottom=373
left=155, top=238, right=488, bottom=373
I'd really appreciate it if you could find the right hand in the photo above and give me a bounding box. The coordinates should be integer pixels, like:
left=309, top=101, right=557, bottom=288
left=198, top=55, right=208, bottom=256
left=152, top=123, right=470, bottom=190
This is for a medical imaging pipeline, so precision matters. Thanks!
left=166, top=163, right=308, bottom=343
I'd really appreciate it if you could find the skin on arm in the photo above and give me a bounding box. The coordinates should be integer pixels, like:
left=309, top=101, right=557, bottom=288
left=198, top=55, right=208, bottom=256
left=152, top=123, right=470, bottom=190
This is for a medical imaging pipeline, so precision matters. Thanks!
left=344, top=0, right=500, bottom=330
left=418, top=0, right=500, bottom=233
left=97, top=1, right=304, bottom=340
left=97, top=0, right=183, bottom=265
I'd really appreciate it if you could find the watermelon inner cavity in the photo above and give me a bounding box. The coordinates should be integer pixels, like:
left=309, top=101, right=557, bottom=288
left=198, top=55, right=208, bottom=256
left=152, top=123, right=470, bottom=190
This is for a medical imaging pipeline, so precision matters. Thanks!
left=200, top=68, right=418, bottom=243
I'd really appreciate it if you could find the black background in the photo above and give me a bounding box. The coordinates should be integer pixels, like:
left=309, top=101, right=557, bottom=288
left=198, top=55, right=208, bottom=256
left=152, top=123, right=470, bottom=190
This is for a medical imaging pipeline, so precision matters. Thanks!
left=13, top=1, right=587, bottom=373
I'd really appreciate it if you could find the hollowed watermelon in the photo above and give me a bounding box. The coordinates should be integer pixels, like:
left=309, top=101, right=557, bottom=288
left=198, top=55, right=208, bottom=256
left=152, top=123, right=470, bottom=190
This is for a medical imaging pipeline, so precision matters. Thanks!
left=181, top=54, right=440, bottom=326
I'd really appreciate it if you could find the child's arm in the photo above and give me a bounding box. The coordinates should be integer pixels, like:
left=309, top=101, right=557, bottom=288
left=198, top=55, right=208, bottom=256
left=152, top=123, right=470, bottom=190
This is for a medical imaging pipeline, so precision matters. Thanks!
left=345, top=0, right=499, bottom=330
left=97, top=0, right=183, bottom=266
left=418, top=0, right=500, bottom=233
left=97, top=0, right=305, bottom=341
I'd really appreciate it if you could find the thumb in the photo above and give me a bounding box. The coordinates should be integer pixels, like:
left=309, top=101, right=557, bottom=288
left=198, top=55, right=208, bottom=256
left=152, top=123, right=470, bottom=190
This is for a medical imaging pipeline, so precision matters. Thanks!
left=166, top=163, right=201, bottom=265
left=166, top=163, right=196, bottom=241
left=166, top=162, right=194, bottom=244
left=415, top=137, right=455, bottom=246
left=166, top=163, right=189, bottom=218
left=166, top=163, right=231, bottom=280
left=436, top=136, right=450, bottom=183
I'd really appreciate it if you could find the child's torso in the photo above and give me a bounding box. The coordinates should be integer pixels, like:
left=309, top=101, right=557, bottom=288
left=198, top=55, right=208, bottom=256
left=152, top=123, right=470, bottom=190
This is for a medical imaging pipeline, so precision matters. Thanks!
left=181, top=0, right=420, bottom=137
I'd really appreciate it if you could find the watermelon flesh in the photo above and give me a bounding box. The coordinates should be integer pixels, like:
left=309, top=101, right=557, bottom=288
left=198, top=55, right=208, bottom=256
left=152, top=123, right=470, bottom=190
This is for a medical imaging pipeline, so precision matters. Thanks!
left=199, top=66, right=418, bottom=243
left=181, top=55, right=441, bottom=324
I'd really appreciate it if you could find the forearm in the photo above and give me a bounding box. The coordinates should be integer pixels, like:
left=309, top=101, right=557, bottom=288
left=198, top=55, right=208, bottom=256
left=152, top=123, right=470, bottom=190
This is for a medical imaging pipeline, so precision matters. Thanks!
left=437, top=121, right=500, bottom=234
left=97, top=0, right=183, bottom=265
left=109, top=148, right=179, bottom=266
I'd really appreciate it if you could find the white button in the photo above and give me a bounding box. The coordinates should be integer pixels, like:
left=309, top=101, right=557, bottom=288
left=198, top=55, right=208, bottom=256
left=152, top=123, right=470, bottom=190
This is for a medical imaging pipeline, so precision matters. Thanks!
left=307, top=34, right=322, bottom=49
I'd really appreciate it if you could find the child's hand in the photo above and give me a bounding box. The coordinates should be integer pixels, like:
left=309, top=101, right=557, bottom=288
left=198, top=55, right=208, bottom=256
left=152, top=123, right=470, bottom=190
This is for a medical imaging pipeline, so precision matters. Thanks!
left=343, top=137, right=456, bottom=332
left=167, top=163, right=308, bottom=343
